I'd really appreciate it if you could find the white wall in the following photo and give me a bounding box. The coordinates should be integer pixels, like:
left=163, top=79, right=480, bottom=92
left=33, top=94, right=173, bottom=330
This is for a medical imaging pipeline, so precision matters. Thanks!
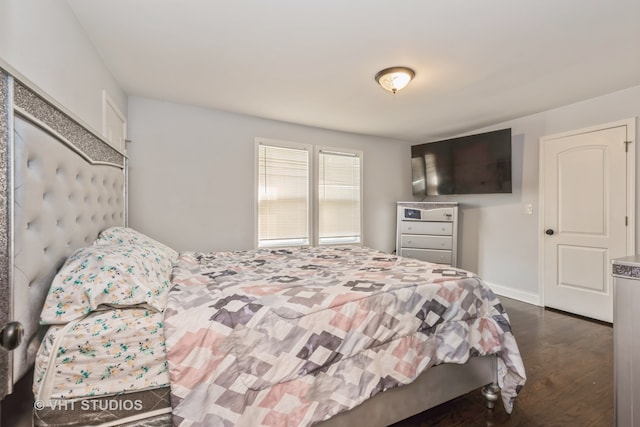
left=422, top=85, right=640, bottom=304
left=0, top=0, right=126, bottom=136
left=127, top=97, right=412, bottom=253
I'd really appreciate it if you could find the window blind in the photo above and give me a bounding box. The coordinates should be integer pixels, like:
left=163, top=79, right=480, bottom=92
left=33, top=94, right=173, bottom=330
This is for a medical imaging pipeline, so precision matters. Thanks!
left=258, top=144, right=310, bottom=247
left=318, top=150, right=361, bottom=245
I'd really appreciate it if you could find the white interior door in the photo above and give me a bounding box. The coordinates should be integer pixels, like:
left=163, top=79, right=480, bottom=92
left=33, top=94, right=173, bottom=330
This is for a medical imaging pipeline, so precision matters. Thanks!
left=541, top=120, right=635, bottom=323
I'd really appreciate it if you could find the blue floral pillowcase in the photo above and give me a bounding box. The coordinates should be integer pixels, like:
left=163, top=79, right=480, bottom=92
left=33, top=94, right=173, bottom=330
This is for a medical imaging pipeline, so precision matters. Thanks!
left=40, top=228, right=177, bottom=325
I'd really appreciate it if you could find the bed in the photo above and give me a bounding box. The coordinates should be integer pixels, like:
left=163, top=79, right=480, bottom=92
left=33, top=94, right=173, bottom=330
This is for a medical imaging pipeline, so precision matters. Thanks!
left=0, top=65, right=526, bottom=426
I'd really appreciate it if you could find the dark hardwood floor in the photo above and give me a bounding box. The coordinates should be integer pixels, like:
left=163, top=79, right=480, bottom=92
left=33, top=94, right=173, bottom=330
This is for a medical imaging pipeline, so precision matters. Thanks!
left=391, top=297, right=614, bottom=427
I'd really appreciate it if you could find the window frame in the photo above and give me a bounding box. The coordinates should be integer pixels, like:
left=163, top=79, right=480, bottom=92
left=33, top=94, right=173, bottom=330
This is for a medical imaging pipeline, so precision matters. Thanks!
left=314, top=146, right=364, bottom=246
left=254, top=137, right=313, bottom=249
left=254, top=138, right=364, bottom=249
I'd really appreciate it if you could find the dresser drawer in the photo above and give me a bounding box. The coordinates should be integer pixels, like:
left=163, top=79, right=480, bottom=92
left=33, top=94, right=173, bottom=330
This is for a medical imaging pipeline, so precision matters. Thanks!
left=401, top=234, right=452, bottom=250
left=400, top=248, right=453, bottom=265
left=401, top=207, right=455, bottom=222
left=400, top=221, right=453, bottom=236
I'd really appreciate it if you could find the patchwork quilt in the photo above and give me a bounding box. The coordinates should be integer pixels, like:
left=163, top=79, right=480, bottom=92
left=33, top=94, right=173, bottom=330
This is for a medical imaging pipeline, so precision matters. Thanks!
left=164, top=246, right=526, bottom=426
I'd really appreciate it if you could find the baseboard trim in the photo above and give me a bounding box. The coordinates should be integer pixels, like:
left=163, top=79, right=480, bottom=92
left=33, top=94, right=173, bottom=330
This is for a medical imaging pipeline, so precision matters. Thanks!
left=484, top=281, right=541, bottom=306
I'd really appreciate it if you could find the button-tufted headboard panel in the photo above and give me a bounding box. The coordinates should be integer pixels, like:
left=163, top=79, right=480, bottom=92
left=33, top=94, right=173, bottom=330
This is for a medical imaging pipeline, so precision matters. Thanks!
left=0, top=66, right=128, bottom=400
left=11, top=115, right=125, bottom=383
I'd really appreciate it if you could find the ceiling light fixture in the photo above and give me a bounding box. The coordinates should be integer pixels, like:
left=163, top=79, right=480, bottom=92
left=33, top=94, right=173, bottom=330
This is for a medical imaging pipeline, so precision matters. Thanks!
left=375, top=66, right=415, bottom=94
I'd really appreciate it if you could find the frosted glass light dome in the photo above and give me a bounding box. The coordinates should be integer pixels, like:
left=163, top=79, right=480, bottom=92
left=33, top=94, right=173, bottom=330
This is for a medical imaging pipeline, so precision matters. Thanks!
left=375, top=67, right=415, bottom=94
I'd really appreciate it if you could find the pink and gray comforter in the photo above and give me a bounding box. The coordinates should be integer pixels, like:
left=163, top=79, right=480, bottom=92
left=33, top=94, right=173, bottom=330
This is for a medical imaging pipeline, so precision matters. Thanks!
left=164, top=246, right=526, bottom=426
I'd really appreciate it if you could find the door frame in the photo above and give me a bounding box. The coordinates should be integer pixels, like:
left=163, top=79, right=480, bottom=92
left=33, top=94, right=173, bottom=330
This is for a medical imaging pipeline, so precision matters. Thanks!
left=538, top=118, right=636, bottom=308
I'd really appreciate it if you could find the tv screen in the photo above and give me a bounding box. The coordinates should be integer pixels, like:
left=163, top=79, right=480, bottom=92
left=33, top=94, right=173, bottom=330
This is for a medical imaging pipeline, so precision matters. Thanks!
left=411, top=128, right=512, bottom=196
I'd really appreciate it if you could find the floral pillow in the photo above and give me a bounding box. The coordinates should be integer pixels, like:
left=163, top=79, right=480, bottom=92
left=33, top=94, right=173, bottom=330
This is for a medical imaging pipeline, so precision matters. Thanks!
left=95, top=227, right=178, bottom=262
left=40, top=244, right=173, bottom=325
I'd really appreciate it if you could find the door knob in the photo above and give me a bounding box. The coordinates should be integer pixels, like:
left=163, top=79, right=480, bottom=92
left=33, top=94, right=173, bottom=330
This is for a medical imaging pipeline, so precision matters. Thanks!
left=0, top=322, right=23, bottom=351
left=545, top=229, right=555, bottom=236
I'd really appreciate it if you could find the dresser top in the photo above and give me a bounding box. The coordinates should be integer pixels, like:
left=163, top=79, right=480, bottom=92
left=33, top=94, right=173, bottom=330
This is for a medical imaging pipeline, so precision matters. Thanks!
left=612, top=256, right=640, bottom=279
left=397, top=201, right=459, bottom=209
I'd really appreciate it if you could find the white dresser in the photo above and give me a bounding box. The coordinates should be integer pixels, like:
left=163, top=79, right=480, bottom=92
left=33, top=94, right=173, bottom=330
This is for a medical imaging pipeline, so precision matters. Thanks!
left=396, top=202, right=458, bottom=267
left=612, top=256, right=640, bottom=427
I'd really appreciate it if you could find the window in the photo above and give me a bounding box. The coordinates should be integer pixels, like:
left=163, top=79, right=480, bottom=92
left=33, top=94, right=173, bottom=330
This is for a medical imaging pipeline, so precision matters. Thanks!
left=257, top=141, right=310, bottom=247
left=318, top=149, right=362, bottom=245
left=256, top=139, right=363, bottom=248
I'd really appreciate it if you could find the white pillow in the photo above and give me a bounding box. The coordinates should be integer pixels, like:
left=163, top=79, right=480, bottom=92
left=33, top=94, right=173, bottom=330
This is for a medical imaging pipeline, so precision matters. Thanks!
left=40, top=244, right=173, bottom=325
left=95, top=227, right=178, bottom=262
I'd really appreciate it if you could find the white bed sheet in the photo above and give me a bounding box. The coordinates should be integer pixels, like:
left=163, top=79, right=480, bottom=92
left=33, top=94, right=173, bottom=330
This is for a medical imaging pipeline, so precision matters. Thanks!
left=34, top=308, right=169, bottom=401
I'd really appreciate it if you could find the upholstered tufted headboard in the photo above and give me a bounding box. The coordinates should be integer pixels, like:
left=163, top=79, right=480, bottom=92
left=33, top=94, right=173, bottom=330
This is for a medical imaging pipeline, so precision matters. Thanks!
left=0, top=67, right=126, bottom=398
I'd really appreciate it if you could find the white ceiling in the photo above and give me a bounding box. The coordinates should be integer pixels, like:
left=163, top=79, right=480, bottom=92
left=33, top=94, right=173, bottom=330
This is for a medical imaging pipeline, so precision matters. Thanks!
left=67, top=0, right=640, bottom=142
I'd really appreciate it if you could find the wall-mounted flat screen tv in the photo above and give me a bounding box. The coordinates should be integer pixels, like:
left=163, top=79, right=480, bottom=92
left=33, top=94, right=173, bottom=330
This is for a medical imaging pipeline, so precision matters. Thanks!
left=411, top=128, right=512, bottom=196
